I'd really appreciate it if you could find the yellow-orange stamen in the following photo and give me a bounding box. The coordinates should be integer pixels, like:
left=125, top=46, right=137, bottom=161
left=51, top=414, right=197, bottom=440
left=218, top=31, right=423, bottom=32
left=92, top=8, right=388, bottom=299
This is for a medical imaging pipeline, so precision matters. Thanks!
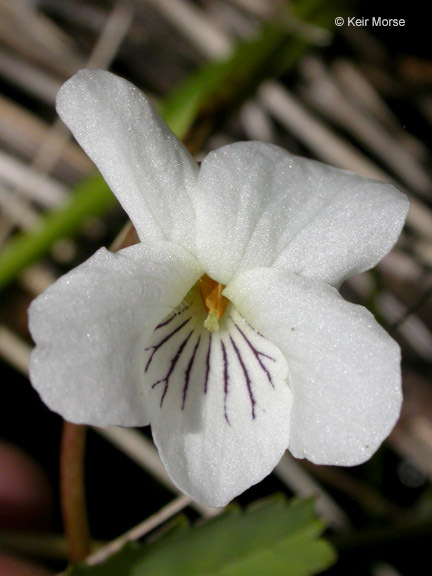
left=199, top=274, right=229, bottom=331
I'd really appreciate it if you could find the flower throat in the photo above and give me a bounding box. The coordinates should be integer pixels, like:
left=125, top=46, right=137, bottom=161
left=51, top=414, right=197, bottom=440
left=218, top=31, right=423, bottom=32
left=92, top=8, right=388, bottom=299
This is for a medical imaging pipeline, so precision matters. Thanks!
left=199, top=274, right=229, bottom=332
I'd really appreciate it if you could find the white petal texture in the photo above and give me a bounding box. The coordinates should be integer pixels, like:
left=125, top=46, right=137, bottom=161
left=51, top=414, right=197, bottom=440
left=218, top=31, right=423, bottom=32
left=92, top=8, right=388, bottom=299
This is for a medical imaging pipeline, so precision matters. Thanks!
left=196, top=142, right=409, bottom=286
left=225, top=268, right=402, bottom=466
left=28, top=70, right=409, bottom=507
left=144, top=297, right=292, bottom=506
left=56, top=70, right=199, bottom=250
left=29, top=242, right=201, bottom=427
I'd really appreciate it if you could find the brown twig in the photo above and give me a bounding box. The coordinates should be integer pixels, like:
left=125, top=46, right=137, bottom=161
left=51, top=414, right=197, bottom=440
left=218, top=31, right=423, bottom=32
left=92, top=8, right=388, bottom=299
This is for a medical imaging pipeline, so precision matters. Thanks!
left=60, top=421, right=90, bottom=563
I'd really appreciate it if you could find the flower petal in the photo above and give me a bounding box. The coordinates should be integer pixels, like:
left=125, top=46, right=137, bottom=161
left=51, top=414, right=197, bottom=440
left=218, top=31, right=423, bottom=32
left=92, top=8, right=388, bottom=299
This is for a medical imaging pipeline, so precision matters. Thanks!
left=226, top=268, right=402, bottom=466
left=29, top=242, right=201, bottom=426
left=56, top=70, right=199, bottom=249
left=196, top=142, right=409, bottom=286
left=145, top=302, right=292, bottom=507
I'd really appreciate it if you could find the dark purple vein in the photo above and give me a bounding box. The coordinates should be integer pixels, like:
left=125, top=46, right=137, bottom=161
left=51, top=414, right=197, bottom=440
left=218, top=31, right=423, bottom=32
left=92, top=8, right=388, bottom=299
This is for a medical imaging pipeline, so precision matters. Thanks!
left=152, top=330, right=194, bottom=407
left=155, top=305, right=190, bottom=331
left=233, top=321, right=275, bottom=388
left=221, top=340, right=230, bottom=425
left=145, top=317, right=191, bottom=372
left=230, top=336, right=256, bottom=420
left=182, top=335, right=201, bottom=409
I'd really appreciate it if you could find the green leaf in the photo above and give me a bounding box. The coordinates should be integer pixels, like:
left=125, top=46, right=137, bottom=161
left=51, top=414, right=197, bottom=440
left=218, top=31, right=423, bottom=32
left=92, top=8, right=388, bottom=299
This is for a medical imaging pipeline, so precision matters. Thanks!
left=0, top=174, right=116, bottom=291
left=161, top=0, right=339, bottom=140
left=69, top=496, right=336, bottom=576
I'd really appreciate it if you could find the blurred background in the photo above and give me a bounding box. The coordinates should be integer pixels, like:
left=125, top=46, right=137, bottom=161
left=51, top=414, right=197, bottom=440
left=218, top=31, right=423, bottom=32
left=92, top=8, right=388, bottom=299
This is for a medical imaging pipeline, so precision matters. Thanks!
left=0, top=1, right=430, bottom=575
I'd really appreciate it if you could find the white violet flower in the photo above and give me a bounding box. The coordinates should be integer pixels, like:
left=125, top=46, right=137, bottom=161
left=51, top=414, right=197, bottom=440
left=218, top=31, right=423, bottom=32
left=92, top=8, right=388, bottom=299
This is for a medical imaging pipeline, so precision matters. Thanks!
left=29, top=70, right=409, bottom=507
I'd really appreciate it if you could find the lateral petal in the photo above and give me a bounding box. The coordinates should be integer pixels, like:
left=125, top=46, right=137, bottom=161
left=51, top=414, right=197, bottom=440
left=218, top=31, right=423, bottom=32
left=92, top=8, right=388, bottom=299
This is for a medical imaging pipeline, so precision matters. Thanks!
left=29, top=242, right=201, bottom=426
left=226, top=268, right=402, bottom=466
left=56, top=70, right=199, bottom=249
left=196, top=142, right=408, bottom=286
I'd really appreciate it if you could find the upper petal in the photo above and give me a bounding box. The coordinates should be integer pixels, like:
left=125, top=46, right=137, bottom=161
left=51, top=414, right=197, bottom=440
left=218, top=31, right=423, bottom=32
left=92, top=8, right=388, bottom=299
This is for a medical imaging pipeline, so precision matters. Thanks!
left=29, top=242, right=201, bottom=427
left=56, top=70, right=199, bottom=250
left=226, top=268, right=402, bottom=466
left=196, top=142, right=409, bottom=286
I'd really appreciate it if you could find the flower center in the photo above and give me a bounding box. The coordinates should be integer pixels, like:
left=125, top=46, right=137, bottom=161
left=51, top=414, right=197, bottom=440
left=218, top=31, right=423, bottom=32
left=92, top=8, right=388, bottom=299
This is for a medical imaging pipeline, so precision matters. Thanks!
left=144, top=295, right=289, bottom=422
left=199, top=274, right=229, bottom=332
